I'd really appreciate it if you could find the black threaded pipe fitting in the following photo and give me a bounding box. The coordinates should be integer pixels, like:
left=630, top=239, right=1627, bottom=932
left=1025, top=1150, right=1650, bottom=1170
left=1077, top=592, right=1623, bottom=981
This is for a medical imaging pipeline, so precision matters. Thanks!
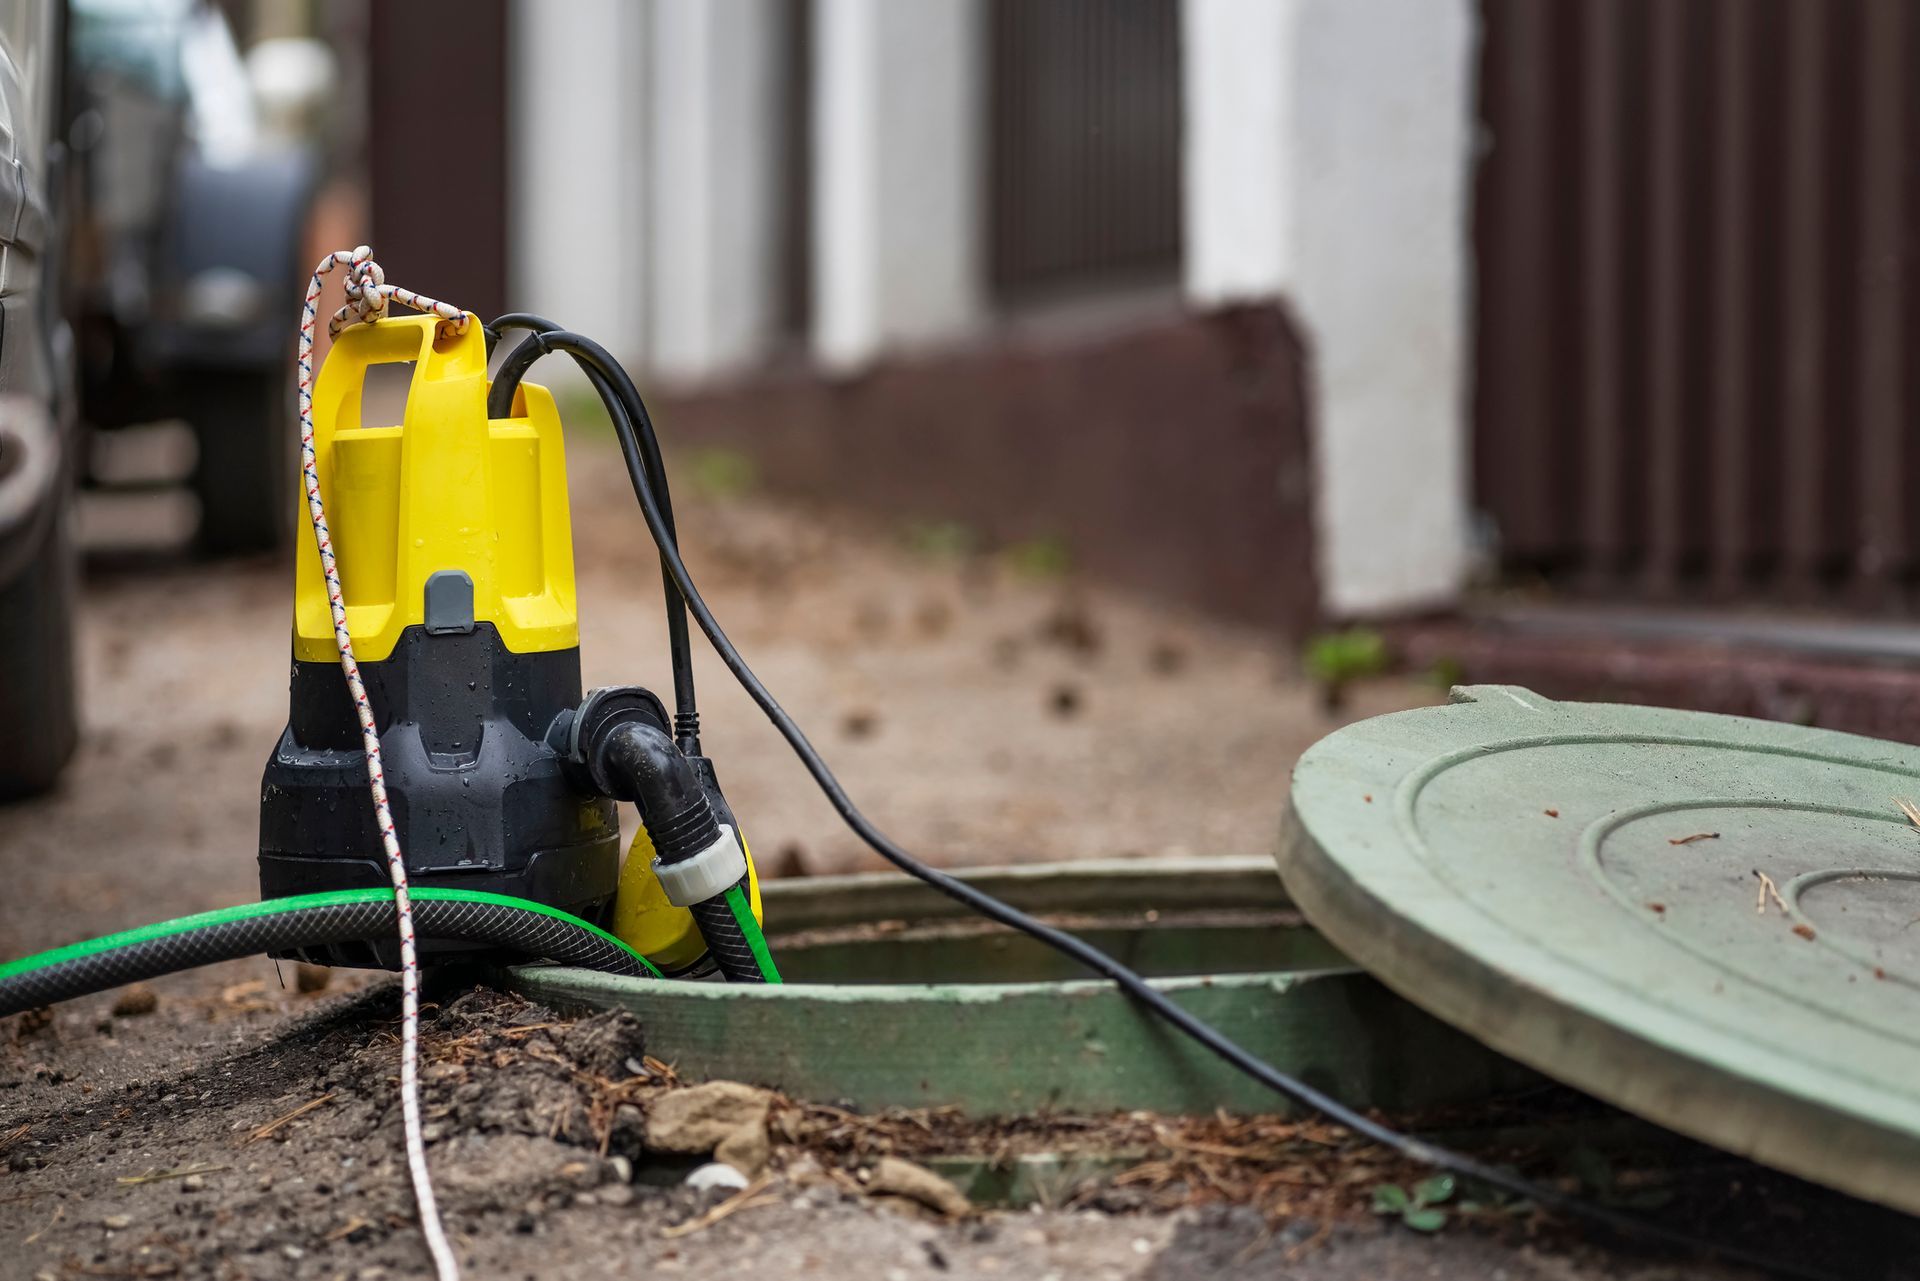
left=589, top=721, right=721, bottom=863
left=646, top=791, right=722, bottom=865
left=572, top=699, right=761, bottom=979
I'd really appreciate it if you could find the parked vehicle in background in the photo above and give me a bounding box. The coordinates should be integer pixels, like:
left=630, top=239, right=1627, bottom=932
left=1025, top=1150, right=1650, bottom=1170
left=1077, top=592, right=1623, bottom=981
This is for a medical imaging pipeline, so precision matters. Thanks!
left=0, top=0, right=78, bottom=799
left=0, top=0, right=328, bottom=798
left=67, top=0, right=322, bottom=554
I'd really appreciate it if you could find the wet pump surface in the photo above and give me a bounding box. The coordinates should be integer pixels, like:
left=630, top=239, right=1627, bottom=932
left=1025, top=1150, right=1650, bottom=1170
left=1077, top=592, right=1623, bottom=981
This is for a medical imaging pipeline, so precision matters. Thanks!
left=0, top=441, right=1906, bottom=1277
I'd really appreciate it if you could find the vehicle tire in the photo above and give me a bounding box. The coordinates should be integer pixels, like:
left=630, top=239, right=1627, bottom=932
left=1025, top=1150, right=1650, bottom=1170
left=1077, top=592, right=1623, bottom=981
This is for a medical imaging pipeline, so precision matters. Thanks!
left=0, top=503, right=80, bottom=800
left=188, top=367, right=293, bottom=557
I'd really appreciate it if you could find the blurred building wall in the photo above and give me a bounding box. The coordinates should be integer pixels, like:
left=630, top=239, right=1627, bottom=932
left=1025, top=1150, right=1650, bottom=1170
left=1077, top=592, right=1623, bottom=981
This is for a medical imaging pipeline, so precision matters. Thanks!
left=812, top=0, right=985, bottom=370
left=1185, top=0, right=1476, bottom=618
left=366, top=0, right=508, bottom=321
left=650, top=0, right=788, bottom=379
left=506, top=0, right=648, bottom=358
left=1474, top=0, right=1916, bottom=609
left=355, top=0, right=1477, bottom=630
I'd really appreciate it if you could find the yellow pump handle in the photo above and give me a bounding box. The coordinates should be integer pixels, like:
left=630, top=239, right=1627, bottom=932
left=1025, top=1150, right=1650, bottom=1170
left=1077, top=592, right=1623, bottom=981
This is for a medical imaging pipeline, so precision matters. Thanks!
left=293, top=313, right=582, bottom=663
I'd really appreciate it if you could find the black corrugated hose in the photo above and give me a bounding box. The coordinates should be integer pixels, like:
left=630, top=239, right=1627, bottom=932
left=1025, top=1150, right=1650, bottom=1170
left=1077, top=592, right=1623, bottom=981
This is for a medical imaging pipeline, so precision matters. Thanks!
left=0, top=889, right=658, bottom=1018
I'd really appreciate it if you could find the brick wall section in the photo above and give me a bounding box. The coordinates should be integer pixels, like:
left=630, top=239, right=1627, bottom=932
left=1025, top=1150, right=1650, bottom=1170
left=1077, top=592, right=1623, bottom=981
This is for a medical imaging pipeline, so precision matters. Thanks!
left=654, top=304, right=1319, bottom=634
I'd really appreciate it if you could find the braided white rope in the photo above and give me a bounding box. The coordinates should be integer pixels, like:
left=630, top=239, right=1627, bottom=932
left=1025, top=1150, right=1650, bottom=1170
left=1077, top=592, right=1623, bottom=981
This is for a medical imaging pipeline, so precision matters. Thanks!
left=298, top=247, right=465, bottom=1281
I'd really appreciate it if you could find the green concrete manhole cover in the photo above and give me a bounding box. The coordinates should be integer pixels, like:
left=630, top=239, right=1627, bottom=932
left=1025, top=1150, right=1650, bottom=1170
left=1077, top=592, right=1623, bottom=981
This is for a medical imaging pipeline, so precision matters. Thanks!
left=1280, top=685, right=1920, bottom=1214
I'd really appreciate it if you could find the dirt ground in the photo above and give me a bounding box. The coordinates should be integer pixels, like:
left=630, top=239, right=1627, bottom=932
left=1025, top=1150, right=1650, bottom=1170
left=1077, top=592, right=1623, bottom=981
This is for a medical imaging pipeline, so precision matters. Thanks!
left=0, top=436, right=1896, bottom=1278
left=0, top=983, right=1805, bottom=1281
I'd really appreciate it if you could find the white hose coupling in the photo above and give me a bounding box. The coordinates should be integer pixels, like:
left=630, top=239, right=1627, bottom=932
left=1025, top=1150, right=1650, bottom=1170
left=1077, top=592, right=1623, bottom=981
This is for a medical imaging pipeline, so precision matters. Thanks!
left=652, top=824, right=747, bottom=907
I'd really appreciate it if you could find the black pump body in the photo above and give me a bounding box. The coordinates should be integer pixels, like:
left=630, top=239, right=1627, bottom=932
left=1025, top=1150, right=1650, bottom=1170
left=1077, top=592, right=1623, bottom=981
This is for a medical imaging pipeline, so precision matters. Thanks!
left=257, top=622, right=620, bottom=969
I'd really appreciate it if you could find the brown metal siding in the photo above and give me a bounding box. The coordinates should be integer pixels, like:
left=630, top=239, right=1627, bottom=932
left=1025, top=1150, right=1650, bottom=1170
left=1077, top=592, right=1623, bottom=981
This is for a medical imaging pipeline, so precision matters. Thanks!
left=987, top=0, right=1182, bottom=300
left=366, top=0, right=509, bottom=323
left=652, top=306, right=1318, bottom=632
left=779, top=0, right=814, bottom=338
left=1474, top=0, right=1915, bottom=600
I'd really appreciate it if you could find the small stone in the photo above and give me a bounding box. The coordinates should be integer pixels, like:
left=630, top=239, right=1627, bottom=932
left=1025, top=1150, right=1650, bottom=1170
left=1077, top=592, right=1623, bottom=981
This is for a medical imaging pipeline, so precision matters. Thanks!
left=102, top=1214, right=132, bottom=1230
left=767, top=842, right=808, bottom=879
left=716, top=1124, right=769, bottom=1176
left=855, top=599, right=891, bottom=640
left=111, top=985, right=158, bottom=1018
left=783, top=1154, right=826, bottom=1187
left=684, top=1162, right=750, bottom=1193
left=1047, top=684, right=1083, bottom=719
left=915, top=599, right=954, bottom=638
left=282, top=1244, right=305, bottom=1260
left=865, top=1157, right=971, bottom=1218
left=646, top=1082, right=773, bottom=1177
left=608, top=1155, right=633, bottom=1184
left=181, top=1174, right=206, bottom=1192
left=1037, top=600, right=1102, bottom=656
left=574, top=1190, right=600, bottom=1208
left=599, top=1184, right=635, bottom=1207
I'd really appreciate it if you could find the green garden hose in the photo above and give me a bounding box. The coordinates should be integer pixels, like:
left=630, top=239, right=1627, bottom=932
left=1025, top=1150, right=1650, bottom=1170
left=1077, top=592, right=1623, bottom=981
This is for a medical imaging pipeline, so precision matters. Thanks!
left=0, top=889, right=659, bottom=1018
left=724, top=884, right=782, bottom=983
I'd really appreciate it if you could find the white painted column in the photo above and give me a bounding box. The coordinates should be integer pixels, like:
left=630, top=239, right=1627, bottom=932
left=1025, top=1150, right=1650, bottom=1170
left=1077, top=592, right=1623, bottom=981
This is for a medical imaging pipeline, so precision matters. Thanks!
left=1184, top=0, right=1476, bottom=619
left=646, top=0, right=786, bottom=383
left=812, top=0, right=985, bottom=371
left=507, top=0, right=648, bottom=361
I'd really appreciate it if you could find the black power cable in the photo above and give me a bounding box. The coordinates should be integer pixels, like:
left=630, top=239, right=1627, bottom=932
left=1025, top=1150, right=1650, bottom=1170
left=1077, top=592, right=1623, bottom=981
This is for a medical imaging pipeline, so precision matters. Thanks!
left=484, top=314, right=703, bottom=755
left=486, top=327, right=1847, bottom=1281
